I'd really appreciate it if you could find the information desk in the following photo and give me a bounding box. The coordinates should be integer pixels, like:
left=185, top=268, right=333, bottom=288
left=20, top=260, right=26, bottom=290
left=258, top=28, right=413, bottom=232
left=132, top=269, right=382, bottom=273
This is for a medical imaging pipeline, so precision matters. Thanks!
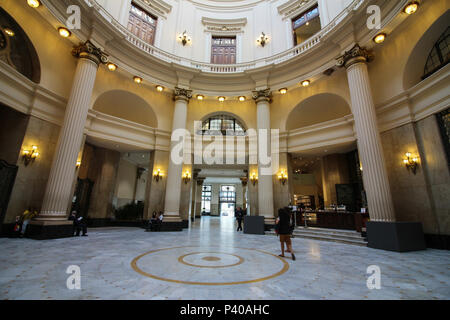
left=295, top=211, right=369, bottom=232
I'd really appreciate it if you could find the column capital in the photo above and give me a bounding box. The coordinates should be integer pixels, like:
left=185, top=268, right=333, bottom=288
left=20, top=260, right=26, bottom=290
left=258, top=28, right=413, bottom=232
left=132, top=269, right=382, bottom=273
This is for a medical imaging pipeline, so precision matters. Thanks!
left=72, top=40, right=108, bottom=66
left=196, top=177, right=205, bottom=186
left=337, top=44, right=373, bottom=69
left=252, top=88, right=272, bottom=103
left=174, top=87, right=192, bottom=102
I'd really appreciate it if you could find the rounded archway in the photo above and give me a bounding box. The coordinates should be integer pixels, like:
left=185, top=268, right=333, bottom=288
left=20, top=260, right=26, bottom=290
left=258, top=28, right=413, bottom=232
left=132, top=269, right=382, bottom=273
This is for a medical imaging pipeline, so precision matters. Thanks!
left=286, top=93, right=351, bottom=131
left=93, top=90, right=158, bottom=128
left=199, top=112, right=248, bottom=135
left=403, top=10, right=450, bottom=90
left=0, top=7, right=40, bottom=83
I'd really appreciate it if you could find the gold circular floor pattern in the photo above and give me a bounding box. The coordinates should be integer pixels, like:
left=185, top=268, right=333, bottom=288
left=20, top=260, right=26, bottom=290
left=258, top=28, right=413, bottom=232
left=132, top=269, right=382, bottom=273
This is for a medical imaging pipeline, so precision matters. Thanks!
left=131, top=246, right=290, bottom=286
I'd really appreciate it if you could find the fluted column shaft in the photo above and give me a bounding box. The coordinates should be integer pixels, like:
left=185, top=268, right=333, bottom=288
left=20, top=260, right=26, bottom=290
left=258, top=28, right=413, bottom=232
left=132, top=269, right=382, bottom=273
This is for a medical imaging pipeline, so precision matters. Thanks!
left=163, top=88, right=192, bottom=222
left=38, top=41, right=106, bottom=220
left=253, top=90, right=275, bottom=224
left=341, top=45, right=395, bottom=222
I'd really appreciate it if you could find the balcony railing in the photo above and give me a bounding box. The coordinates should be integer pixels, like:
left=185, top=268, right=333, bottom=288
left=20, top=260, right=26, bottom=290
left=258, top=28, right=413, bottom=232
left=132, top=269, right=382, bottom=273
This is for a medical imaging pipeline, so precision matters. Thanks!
left=84, top=0, right=365, bottom=74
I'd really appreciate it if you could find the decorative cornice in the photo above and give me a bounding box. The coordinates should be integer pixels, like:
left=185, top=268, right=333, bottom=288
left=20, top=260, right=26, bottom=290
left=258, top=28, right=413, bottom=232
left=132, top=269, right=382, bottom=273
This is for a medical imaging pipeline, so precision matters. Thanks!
left=174, top=87, right=193, bottom=101
left=252, top=88, right=272, bottom=103
left=134, top=0, right=172, bottom=18
left=336, top=44, right=373, bottom=69
left=202, top=17, right=247, bottom=34
left=240, top=177, right=248, bottom=187
left=196, top=177, right=205, bottom=186
left=72, top=40, right=108, bottom=66
left=278, top=0, right=316, bottom=20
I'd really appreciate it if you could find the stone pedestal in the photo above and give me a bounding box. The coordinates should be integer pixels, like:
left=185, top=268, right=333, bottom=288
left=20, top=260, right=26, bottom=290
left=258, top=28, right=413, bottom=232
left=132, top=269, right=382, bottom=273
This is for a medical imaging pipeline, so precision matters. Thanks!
left=367, top=221, right=426, bottom=252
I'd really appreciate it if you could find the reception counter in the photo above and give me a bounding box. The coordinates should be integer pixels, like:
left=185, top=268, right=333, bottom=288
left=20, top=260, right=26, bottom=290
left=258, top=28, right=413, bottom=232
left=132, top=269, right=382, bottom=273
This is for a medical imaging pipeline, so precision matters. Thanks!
left=295, top=210, right=370, bottom=232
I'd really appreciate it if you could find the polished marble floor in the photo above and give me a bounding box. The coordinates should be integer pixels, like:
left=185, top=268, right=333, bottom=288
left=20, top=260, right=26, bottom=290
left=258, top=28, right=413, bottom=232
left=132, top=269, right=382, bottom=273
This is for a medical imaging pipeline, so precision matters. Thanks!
left=0, top=217, right=449, bottom=300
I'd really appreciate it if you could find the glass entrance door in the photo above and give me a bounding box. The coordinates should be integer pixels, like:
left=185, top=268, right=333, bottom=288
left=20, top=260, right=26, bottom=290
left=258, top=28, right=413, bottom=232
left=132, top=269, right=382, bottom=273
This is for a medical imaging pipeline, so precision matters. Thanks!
left=219, top=185, right=236, bottom=217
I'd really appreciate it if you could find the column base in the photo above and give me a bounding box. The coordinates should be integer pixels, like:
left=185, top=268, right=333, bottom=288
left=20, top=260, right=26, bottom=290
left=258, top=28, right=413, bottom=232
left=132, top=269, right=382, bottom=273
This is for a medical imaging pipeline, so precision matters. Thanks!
left=159, top=221, right=184, bottom=232
left=264, top=217, right=276, bottom=231
left=27, top=220, right=73, bottom=240
left=367, top=221, right=426, bottom=252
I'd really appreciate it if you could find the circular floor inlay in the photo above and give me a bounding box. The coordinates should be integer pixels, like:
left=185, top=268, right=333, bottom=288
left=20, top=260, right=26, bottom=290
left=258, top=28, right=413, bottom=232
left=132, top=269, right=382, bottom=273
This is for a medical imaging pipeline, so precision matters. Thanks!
left=131, top=246, right=290, bottom=286
left=178, top=252, right=243, bottom=268
left=202, top=256, right=221, bottom=261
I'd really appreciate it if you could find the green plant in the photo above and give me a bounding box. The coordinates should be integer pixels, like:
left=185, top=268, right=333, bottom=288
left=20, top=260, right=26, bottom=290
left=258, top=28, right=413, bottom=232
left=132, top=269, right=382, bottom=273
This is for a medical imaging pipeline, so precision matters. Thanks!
left=114, top=202, right=144, bottom=220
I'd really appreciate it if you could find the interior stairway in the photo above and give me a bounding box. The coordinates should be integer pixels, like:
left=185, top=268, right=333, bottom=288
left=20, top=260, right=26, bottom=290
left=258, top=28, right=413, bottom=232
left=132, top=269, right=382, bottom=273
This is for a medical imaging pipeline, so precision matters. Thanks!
left=266, top=226, right=368, bottom=246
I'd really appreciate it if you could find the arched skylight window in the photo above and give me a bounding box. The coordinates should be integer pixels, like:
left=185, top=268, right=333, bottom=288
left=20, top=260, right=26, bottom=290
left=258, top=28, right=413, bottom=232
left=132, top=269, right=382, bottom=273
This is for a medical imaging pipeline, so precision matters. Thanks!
left=200, top=114, right=246, bottom=136
left=423, top=27, right=449, bottom=79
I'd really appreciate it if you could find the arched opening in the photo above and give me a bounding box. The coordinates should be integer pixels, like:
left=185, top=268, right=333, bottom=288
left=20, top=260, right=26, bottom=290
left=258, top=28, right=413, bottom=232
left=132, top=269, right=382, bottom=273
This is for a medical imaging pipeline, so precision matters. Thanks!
left=286, top=93, right=351, bottom=131
left=93, top=90, right=158, bottom=128
left=0, top=7, right=40, bottom=83
left=199, top=113, right=247, bottom=136
left=403, top=10, right=450, bottom=89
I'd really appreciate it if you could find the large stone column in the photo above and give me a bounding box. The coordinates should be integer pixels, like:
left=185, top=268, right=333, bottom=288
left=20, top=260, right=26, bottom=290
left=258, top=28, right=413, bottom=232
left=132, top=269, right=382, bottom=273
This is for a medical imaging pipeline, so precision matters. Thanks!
left=29, top=41, right=107, bottom=239
left=338, top=44, right=425, bottom=252
left=338, top=44, right=395, bottom=222
left=162, top=87, right=192, bottom=230
left=252, top=89, right=275, bottom=226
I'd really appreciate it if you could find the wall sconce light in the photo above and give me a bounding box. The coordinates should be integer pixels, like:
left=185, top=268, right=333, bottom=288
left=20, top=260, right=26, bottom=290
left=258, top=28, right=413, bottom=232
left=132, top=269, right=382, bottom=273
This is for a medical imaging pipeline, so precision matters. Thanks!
left=278, top=170, right=288, bottom=185
left=250, top=172, right=258, bottom=186
left=183, top=170, right=191, bottom=184
left=76, top=160, right=81, bottom=169
left=197, top=95, right=204, bottom=101
left=257, top=32, right=269, bottom=47
left=238, top=96, right=246, bottom=102
left=218, top=96, right=225, bottom=102
left=107, top=63, right=117, bottom=71
left=301, top=80, right=310, bottom=87
left=373, top=33, right=386, bottom=44
left=22, top=145, right=39, bottom=166
left=156, top=85, right=164, bottom=92
left=178, top=31, right=191, bottom=46
left=58, top=27, right=71, bottom=38
left=153, top=168, right=163, bottom=182
left=279, top=88, right=288, bottom=94
left=4, top=28, right=15, bottom=37
left=27, top=0, right=41, bottom=8
left=403, top=152, right=419, bottom=174
left=133, top=76, right=143, bottom=84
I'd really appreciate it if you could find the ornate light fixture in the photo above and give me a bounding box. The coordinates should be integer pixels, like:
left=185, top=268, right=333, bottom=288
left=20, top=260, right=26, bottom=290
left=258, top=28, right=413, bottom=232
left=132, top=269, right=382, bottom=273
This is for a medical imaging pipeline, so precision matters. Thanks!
left=58, top=27, right=71, bottom=38
left=403, top=152, right=419, bottom=174
left=76, top=160, right=81, bottom=169
left=133, top=76, right=143, bottom=84
left=238, top=96, right=246, bottom=102
left=22, top=145, right=39, bottom=166
left=404, top=2, right=419, bottom=15
left=197, top=95, right=204, bottom=101
left=278, top=170, right=288, bottom=185
left=153, top=168, right=163, bottom=182
left=279, top=88, right=287, bottom=94
left=27, top=0, right=41, bottom=8
left=183, top=170, right=191, bottom=184
left=250, top=172, right=258, bottom=186
left=301, top=80, right=310, bottom=87
left=257, top=32, right=269, bottom=47
left=156, top=85, right=164, bottom=92
left=178, top=31, right=191, bottom=46
left=107, top=63, right=117, bottom=71
left=218, top=96, right=225, bottom=102
left=373, top=33, right=386, bottom=44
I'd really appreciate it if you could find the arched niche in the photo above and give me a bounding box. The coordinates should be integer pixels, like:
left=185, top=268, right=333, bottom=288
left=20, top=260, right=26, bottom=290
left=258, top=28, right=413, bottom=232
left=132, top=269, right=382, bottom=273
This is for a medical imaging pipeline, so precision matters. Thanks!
left=286, top=93, right=351, bottom=131
left=403, top=10, right=450, bottom=90
left=0, top=7, right=41, bottom=83
left=93, top=90, right=158, bottom=128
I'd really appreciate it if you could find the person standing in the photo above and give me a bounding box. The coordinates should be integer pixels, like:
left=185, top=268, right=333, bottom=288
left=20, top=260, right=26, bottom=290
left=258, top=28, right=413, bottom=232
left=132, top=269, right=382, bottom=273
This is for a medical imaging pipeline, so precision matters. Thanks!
left=276, top=207, right=296, bottom=260
left=236, top=207, right=244, bottom=232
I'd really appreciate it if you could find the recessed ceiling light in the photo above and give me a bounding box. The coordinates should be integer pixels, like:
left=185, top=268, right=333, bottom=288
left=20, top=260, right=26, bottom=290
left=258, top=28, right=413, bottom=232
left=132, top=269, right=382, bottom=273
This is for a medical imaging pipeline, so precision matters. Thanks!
left=279, top=88, right=287, bottom=94
left=197, top=95, right=204, bottom=100
left=107, top=63, right=117, bottom=71
left=4, top=28, right=14, bottom=37
left=156, top=85, right=164, bottom=92
left=134, top=76, right=143, bottom=84
left=301, top=80, right=310, bottom=87
left=27, top=0, right=40, bottom=8
left=238, top=96, right=246, bottom=102
left=58, top=27, right=71, bottom=38
left=218, top=96, right=225, bottom=102
left=373, top=33, right=386, bottom=44
left=404, top=2, right=419, bottom=15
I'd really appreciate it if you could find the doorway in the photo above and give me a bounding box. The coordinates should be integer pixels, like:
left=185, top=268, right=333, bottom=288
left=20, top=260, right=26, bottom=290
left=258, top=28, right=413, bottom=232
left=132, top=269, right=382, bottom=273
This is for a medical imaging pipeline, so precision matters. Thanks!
left=219, top=185, right=236, bottom=217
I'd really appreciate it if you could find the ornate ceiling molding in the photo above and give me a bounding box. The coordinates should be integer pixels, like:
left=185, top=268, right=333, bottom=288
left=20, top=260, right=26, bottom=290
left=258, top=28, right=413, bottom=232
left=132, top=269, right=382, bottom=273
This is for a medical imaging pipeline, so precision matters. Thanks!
left=134, top=0, right=172, bottom=19
left=277, top=0, right=317, bottom=20
left=201, top=17, right=247, bottom=34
